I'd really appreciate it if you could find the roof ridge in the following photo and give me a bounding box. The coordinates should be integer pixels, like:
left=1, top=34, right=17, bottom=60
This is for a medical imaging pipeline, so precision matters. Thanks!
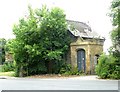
left=66, top=19, right=91, bottom=30
left=67, top=19, right=86, bottom=24
left=66, top=19, right=89, bottom=26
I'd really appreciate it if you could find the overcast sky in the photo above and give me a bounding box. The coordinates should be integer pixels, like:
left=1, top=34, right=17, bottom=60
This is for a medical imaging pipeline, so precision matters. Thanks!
left=0, top=0, right=113, bottom=53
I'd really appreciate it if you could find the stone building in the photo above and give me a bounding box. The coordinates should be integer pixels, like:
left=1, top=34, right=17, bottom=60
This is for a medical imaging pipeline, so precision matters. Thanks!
left=67, top=20, right=105, bottom=74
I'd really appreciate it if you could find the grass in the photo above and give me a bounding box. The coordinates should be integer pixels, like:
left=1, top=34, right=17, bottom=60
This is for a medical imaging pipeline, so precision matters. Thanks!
left=0, top=71, right=15, bottom=77
left=0, top=65, right=2, bottom=72
left=0, top=65, right=15, bottom=77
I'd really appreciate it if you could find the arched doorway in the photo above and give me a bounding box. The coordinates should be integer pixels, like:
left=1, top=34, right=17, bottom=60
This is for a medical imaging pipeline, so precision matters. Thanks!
left=77, top=49, right=86, bottom=72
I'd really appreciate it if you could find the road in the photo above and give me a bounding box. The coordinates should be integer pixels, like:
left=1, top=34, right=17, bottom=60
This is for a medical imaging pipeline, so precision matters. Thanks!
left=0, top=77, right=118, bottom=91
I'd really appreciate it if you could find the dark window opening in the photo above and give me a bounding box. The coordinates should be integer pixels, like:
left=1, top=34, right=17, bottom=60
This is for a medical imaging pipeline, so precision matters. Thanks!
left=95, top=54, right=100, bottom=64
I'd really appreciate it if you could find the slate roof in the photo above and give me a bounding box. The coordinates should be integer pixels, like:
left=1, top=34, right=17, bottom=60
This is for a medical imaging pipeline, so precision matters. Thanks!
left=67, top=20, right=105, bottom=40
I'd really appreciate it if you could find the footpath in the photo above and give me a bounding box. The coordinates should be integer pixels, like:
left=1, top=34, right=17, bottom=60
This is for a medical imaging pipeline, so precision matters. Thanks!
left=0, top=75, right=102, bottom=80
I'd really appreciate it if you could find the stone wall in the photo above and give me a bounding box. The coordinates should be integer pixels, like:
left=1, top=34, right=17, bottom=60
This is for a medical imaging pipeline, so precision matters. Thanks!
left=69, top=37, right=104, bottom=74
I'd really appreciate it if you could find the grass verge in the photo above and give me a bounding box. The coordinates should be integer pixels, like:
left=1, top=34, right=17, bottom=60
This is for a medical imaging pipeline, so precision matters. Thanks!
left=0, top=71, right=15, bottom=77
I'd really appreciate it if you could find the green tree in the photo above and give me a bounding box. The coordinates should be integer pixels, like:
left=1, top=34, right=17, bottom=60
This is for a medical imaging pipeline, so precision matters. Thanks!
left=39, top=6, right=71, bottom=73
left=96, top=0, right=120, bottom=79
left=109, top=0, right=120, bottom=64
left=11, top=6, right=71, bottom=76
left=0, top=38, right=6, bottom=64
left=11, top=6, right=46, bottom=77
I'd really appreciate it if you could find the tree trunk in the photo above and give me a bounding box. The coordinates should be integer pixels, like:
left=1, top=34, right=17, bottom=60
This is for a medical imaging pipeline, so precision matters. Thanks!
left=19, top=66, right=23, bottom=77
left=48, top=61, right=52, bottom=73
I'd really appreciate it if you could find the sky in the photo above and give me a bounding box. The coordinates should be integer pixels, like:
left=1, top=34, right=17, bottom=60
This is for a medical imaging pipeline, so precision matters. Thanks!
left=0, top=0, right=113, bottom=53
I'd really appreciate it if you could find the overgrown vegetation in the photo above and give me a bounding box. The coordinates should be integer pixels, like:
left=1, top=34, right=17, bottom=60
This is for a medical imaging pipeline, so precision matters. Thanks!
left=96, top=0, right=120, bottom=79
left=7, top=6, right=71, bottom=77
left=0, top=38, right=6, bottom=65
left=96, top=54, right=120, bottom=79
left=1, top=61, right=15, bottom=72
left=59, top=64, right=84, bottom=75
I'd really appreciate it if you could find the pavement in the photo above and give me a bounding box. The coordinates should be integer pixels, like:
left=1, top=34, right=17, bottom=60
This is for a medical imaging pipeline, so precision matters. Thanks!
left=0, top=75, right=112, bottom=80
left=0, top=75, right=118, bottom=90
left=69, top=75, right=100, bottom=80
left=0, top=76, right=16, bottom=79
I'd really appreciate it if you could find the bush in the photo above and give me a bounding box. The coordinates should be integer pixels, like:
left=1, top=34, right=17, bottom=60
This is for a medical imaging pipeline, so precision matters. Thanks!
left=0, top=65, right=2, bottom=72
left=50, top=60, right=67, bottom=74
left=59, top=63, right=71, bottom=74
left=96, top=53, right=120, bottom=79
left=2, top=61, right=15, bottom=72
left=60, top=63, right=84, bottom=76
left=65, top=68, right=84, bottom=75
left=14, top=61, right=47, bottom=77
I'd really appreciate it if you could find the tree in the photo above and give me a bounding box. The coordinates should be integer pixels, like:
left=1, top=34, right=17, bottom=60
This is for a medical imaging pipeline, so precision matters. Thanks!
left=38, top=6, right=71, bottom=73
left=96, top=0, right=120, bottom=79
left=0, top=38, right=6, bottom=64
left=12, top=6, right=47, bottom=77
left=11, top=5, right=71, bottom=76
left=109, top=0, right=120, bottom=63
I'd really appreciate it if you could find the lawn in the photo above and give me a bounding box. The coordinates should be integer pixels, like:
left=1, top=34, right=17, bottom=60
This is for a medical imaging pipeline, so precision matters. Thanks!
left=0, top=65, right=15, bottom=77
left=0, top=65, right=2, bottom=72
left=0, top=71, right=15, bottom=77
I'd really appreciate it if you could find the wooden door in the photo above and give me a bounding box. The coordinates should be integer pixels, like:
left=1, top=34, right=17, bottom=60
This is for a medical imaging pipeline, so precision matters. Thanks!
left=77, top=49, right=86, bottom=72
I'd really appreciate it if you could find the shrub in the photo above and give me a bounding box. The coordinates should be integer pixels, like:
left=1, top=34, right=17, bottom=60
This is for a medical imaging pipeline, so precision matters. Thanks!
left=50, top=60, right=67, bottom=74
left=14, top=61, right=47, bottom=77
left=2, top=61, right=15, bottom=72
left=96, top=53, right=120, bottom=79
left=0, top=65, right=2, bottom=72
left=60, top=64, right=84, bottom=76
left=59, top=63, right=71, bottom=74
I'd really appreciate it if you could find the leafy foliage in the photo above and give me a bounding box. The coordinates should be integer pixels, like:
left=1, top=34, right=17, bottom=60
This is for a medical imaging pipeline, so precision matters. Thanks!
left=38, top=6, right=71, bottom=73
left=109, top=0, right=120, bottom=60
left=110, top=0, right=120, bottom=78
left=60, top=63, right=85, bottom=76
left=96, top=0, right=120, bottom=79
left=10, top=6, right=71, bottom=77
left=1, top=61, right=15, bottom=72
left=0, top=38, right=6, bottom=64
left=96, top=53, right=120, bottom=79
